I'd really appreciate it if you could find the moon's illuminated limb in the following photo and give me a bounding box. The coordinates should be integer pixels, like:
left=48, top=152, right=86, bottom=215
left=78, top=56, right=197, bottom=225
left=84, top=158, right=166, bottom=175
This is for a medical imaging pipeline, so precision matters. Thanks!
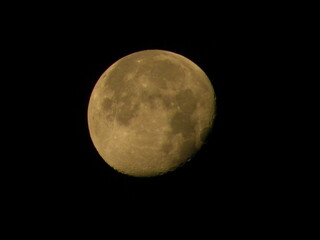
left=88, top=50, right=216, bottom=177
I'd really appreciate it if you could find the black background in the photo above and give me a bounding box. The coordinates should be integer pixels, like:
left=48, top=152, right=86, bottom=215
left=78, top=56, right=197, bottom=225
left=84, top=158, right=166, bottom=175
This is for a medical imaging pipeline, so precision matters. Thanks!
left=4, top=6, right=295, bottom=235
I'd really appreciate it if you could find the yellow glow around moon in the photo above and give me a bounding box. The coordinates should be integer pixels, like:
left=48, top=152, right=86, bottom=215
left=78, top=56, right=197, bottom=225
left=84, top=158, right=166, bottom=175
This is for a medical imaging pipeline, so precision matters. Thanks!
left=88, top=50, right=216, bottom=177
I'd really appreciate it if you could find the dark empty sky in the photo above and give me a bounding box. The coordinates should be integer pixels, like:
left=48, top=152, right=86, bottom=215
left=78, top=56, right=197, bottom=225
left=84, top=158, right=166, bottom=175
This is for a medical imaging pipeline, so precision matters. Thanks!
left=4, top=10, right=290, bottom=235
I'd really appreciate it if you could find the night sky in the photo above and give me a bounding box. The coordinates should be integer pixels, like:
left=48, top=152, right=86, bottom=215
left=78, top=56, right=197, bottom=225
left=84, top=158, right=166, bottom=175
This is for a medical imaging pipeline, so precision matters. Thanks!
left=40, top=32, right=269, bottom=214
left=5, top=10, right=288, bottom=234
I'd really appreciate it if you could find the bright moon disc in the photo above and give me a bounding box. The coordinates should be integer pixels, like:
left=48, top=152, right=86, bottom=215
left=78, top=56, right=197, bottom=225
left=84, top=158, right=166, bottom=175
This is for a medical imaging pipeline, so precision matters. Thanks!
left=88, top=50, right=216, bottom=177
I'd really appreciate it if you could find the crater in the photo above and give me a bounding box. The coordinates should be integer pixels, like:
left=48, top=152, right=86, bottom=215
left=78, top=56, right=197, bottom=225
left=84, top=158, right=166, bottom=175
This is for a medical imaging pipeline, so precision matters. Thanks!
left=161, top=95, right=174, bottom=109
left=114, top=88, right=140, bottom=125
left=179, top=138, right=196, bottom=162
left=106, top=66, right=125, bottom=93
left=149, top=59, right=185, bottom=89
left=200, top=127, right=211, bottom=143
left=170, top=111, right=196, bottom=137
left=116, top=101, right=140, bottom=126
left=103, top=98, right=113, bottom=111
left=175, top=89, right=197, bottom=114
left=162, top=142, right=174, bottom=154
left=139, top=89, right=175, bottom=110
left=106, top=60, right=138, bottom=97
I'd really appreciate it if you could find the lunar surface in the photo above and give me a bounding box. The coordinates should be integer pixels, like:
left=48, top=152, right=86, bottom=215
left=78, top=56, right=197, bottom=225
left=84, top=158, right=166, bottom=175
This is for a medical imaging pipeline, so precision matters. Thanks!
left=88, top=50, right=216, bottom=177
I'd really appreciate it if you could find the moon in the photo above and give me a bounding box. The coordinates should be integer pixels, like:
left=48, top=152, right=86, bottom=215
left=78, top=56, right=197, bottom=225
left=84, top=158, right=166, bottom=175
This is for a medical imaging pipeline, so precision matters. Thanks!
left=88, top=50, right=216, bottom=177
